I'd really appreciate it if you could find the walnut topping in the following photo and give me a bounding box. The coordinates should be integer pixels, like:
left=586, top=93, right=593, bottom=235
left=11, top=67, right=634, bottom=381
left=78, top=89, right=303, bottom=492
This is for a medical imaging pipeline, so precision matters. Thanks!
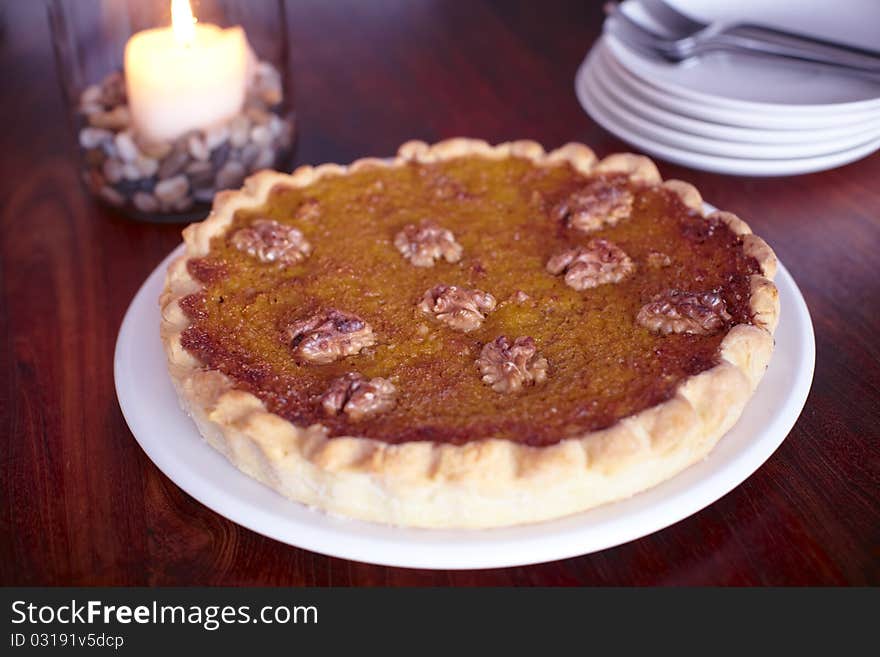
left=546, top=239, right=634, bottom=290
left=554, top=180, right=633, bottom=233
left=476, top=336, right=548, bottom=393
left=231, top=218, right=312, bottom=265
left=320, top=373, right=396, bottom=421
left=285, top=310, right=376, bottom=364
left=394, top=220, right=463, bottom=267
left=418, top=284, right=497, bottom=332
left=637, top=290, right=732, bottom=336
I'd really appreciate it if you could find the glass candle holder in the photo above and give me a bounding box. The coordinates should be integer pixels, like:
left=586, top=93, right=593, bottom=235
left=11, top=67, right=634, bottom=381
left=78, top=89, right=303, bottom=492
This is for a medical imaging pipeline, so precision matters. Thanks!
left=48, top=0, right=295, bottom=222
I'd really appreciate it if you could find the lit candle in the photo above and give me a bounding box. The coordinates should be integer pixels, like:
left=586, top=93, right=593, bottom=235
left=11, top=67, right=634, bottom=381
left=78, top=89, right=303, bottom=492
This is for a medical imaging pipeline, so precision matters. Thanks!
left=124, top=0, right=250, bottom=143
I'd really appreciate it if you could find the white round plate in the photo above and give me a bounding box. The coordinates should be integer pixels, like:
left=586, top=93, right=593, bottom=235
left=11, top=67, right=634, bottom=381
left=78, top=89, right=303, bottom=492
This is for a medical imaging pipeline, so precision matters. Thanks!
left=611, top=0, right=880, bottom=114
left=577, top=56, right=880, bottom=176
left=595, top=41, right=880, bottom=142
left=587, top=48, right=880, bottom=159
left=604, top=36, right=880, bottom=130
left=116, top=243, right=814, bottom=570
left=670, top=0, right=878, bottom=52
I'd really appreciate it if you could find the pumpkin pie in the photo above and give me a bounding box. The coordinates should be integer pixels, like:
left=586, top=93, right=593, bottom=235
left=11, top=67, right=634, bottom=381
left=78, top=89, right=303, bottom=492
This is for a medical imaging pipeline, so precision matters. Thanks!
left=160, top=139, right=779, bottom=528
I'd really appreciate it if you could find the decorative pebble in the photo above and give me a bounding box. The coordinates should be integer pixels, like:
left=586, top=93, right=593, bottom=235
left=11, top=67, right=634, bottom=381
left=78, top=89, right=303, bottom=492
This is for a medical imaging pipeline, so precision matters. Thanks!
left=246, top=106, right=271, bottom=125
left=114, top=131, right=140, bottom=162
left=254, top=61, right=283, bottom=106
left=250, top=125, right=271, bottom=147
left=193, top=188, right=216, bottom=203
left=138, top=139, right=172, bottom=160
left=255, top=61, right=278, bottom=81
left=186, top=160, right=214, bottom=188
left=100, top=72, right=126, bottom=107
left=171, top=196, right=195, bottom=213
left=157, top=146, right=190, bottom=179
left=102, top=158, right=123, bottom=183
left=89, top=106, right=130, bottom=130
left=204, top=125, right=230, bottom=151
left=155, top=175, right=190, bottom=205
left=187, top=134, right=210, bottom=161
left=185, top=160, right=213, bottom=175
left=133, top=191, right=159, bottom=213
left=215, top=161, right=246, bottom=190
left=77, top=60, right=292, bottom=217
left=79, top=127, right=112, bottom=149
left=240, top=143, right=260, bottom=168
left=210, top=142, right=231, bottom=170
left=99, top=185, right=125, bottom=207
left=136, top=156, right=159, bottom=177
left=260, top=85, right=283, bottom=107
left=253, top=147, right=275, bottom=170
left=229, top=115, right=250, bottom=148
left=122, top=162, right=141, bottom=181
left=268, top=114, right=284, bottom=137
left=80, top=84, right=102, bottom=107
left=100, top=139, right=118, bottom=159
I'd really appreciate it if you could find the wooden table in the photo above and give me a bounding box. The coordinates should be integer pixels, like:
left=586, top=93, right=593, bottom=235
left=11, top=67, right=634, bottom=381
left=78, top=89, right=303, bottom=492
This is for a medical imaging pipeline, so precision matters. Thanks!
left=2, top=1, right=877, bottom=586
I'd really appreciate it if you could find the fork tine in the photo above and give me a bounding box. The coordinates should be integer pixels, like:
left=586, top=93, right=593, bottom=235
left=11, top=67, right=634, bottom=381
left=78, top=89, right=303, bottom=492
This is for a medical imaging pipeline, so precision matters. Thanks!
left=637, top=0, right=706, bottom=37
left=605, top=3, right=670, bottom=42
left=604, top=28, right=675, bottom=61
left=603, top=13, right=681, bottom=62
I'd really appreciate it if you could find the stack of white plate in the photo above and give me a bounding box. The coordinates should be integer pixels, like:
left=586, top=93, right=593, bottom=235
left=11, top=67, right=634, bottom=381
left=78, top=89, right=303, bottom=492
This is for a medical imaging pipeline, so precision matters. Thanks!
left=576, top=0, right=880, bottom=175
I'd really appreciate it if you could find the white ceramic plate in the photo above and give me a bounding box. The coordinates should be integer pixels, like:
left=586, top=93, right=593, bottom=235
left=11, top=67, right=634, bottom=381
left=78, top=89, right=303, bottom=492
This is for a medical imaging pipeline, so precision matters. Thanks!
left=587, top=48, right=880, bottom=159
left=669, top=0, right=879, bottom=51
left=577, top=56, right=880, bottom=175
left=595, top=41, right=880, bottom=142
left=603, top=36, right=880, bottom=131
left=612, top=0, right=880, bottom=113
left=116, top=243, right=814, bottom=570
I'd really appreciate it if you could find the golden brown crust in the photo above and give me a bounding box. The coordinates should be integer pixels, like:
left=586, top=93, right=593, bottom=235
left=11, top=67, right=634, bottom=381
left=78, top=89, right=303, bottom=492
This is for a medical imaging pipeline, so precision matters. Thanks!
left=160, top=138, right=779, bottom=528
left=593, top=152, right=662, bottom=183
left=662, top=179, right=703, bottom=210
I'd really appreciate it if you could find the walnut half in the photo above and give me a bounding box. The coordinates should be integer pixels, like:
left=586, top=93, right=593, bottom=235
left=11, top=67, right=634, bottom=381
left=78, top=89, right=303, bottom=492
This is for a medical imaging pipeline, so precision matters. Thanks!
left=231, top=218, right=311, bottom=265
left=285, top=309, right=376, bottom=364
left=394, top=219, right=463, bottom=267
left=546, top=239, right=634, bottom=290
left=476, top=336, right=548, bottom=393
left=553, top=179, right=633, bottom=234
left=320, top=373, right=396, bottom=421
left=637, top=290, right=732, bottom=336
left=419, top=284, right=497, bottom=332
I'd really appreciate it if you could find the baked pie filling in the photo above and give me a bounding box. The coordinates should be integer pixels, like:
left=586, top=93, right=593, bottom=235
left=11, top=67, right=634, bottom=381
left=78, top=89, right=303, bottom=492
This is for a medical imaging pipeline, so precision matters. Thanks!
left=177, top=155, right=761, bottom=447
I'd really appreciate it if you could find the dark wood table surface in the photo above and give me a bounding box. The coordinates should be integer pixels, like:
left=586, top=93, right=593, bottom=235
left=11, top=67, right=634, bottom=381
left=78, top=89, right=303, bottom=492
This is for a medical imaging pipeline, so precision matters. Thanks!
left=2, top=0, right=878, bottom=586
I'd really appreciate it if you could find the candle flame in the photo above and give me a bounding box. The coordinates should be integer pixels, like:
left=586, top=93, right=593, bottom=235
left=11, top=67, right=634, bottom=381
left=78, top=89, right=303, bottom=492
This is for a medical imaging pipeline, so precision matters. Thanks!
left=171, top=0, right=197, bottom=47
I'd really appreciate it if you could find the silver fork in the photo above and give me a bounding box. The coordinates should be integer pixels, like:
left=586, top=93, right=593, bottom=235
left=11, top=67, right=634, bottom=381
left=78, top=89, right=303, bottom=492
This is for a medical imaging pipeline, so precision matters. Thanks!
left=605, top=0, right=880, bottom=78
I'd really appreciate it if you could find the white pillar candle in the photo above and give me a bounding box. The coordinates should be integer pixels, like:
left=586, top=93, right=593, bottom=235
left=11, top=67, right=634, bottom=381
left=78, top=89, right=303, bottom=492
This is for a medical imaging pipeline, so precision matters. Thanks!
left=124, top=0, right=250, bottom=143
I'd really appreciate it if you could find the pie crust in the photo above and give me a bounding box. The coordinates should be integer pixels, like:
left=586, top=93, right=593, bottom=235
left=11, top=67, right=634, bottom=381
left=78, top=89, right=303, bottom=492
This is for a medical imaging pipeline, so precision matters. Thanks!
left=160, top=139, right=779, bottom=529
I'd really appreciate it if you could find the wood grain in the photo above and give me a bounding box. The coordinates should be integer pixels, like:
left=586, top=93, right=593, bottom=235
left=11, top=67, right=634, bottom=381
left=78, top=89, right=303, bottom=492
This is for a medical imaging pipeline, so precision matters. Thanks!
left=1, top=0, right=878, bottom=586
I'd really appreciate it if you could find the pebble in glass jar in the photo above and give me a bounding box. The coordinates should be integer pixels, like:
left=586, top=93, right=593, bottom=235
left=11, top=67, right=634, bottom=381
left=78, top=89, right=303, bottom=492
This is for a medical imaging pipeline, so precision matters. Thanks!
left=77, top=61, right=294, bottom=221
